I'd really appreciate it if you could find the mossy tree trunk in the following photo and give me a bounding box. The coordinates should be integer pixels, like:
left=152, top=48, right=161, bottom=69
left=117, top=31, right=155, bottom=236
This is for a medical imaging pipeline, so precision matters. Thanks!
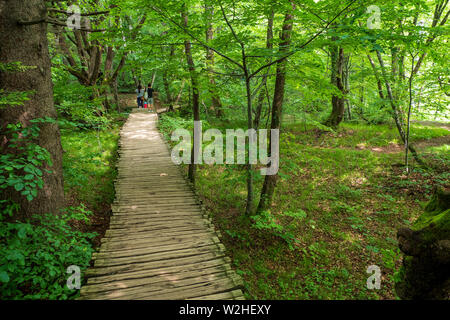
left=396, top=186, right=450, bottom=300
left=0, top=0, right=65, bottom=220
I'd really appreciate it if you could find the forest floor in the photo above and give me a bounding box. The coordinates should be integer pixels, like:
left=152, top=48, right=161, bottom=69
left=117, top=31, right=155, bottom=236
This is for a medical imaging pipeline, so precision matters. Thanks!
left=159, top=113, right=449, bottom=300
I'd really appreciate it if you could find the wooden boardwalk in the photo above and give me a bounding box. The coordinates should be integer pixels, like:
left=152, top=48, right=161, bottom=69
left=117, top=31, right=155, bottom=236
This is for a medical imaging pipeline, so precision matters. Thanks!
left=80, top=109, right=244, bottom=300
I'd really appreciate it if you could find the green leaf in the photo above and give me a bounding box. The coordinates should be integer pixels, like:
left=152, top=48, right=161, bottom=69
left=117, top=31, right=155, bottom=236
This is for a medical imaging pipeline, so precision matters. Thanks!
left=18, top=226, right=27, bottom=239
left=14, top=183, right=25, bottom=191
left=0, top=271, right=10, bottom=283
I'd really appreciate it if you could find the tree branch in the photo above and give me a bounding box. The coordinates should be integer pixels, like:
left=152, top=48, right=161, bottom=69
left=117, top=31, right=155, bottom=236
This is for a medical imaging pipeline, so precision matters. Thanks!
left=149, top=4, right=244, bottom=70
left=248, top=0, right=357, bottom=79
left=48, top=8, right=110, bottom=16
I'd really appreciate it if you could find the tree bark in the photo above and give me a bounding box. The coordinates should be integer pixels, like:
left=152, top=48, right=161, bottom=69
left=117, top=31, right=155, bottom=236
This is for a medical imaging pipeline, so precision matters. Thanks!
left=257, top=7, right=294, bottom=213
left=254, top=9, right=274, bottom=129
left=324, top=42, right=347, bottom=128
left=205, top=2, right=223, bottom=118
left=367, top=53, right=387, bottom=109
left=0, top=0, right=65, bottom=220
left=182, top=8, right=200, bottom=185
left=163, top=45, right=175, bottom=111
left=174, top=79, right=186, bottom=106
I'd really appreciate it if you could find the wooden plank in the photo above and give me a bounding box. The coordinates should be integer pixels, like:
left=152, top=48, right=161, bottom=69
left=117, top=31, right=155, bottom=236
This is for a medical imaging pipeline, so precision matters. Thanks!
left=93, top=243, right=226, bottom=267
left=104, top=222, right=211, bottom=237
left=86, top=257, right=232, bottom=286
left=187, top=289, right=245, bottom=300
left=98, top=234, right=219, bottom=253
left=94, top=237, right=220, bottom=259
left=85, top=251, right=226, bottom=277
left=110, top=210, right=205, bottom=218
left=82, top=263, right=235, bottom=295
left=100, top=228, right=216, bottom=243
left=83, top=273, right=242, bottom=300
left=109, top=214, right=206, bottom=225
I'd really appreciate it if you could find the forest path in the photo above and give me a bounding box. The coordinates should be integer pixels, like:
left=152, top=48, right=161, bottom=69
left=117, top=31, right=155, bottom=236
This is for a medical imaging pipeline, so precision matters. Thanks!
left=117, top=92, right=174, bottom=113
left=79, top=109, right=244, bottom=300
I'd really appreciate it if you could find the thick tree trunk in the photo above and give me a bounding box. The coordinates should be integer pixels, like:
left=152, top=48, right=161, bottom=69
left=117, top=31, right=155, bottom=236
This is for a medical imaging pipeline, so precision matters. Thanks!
left=324, top=43, right=347, bottom=128
left=257, top=8, right=294, bottom=214
left=0, top=0, right=65, bottom=220
left=182, top=9, right=200, bottom=185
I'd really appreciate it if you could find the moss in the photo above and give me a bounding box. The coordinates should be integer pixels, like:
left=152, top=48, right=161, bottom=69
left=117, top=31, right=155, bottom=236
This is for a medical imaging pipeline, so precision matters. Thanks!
left=411, top=187, right=450, bottom=243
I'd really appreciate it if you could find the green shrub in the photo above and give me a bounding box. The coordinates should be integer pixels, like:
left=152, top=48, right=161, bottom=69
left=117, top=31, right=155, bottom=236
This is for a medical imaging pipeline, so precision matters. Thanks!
left=0, top=205, right=96, bottom=299
left=0, top=121, right=53, bottom=202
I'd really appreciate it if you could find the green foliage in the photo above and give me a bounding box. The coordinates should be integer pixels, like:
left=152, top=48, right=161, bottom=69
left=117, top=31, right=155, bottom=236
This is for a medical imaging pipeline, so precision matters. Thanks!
left=0, top=62, right=35, bottom=110
left=0, top=205, right=96, bottom=299
left=158, top=112, right=192, bottom=140
left=0, top=62, right=36, bottom=73
left=61, top=123, right=121, bottom=208
left=251, top=210, right=306, bottom=250
left=53, top=75, right=109, bottom=129
left=0, top=122, right=53, bottom=202
left=0, top=90, right=33, bottom=109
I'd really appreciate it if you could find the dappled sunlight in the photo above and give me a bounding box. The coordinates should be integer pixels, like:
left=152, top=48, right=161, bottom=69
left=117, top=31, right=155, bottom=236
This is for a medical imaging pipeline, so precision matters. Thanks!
left=340, top=172, right=368, bottom=187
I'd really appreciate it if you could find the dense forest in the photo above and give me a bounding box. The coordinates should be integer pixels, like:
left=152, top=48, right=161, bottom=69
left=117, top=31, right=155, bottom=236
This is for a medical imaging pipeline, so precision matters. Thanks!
left=0, top=0, right=449, bottom=300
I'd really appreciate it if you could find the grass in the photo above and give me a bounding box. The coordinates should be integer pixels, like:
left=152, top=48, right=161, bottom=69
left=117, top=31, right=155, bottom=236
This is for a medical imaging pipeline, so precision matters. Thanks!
left=60, top=112, right=128, bottom=248
left=159, top=113, right=449, bottom=300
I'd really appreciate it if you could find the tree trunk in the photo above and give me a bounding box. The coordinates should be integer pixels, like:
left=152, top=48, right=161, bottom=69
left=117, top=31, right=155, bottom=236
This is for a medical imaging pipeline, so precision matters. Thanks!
left=257, top=8, right=294, bottom=213
left=367, top=53, right=386, bottom=105
left=111, top=79, right=120, bottom=112
left=163, top=45, right=175, bottom=111
left=205, top=2, right=223, bottom=118
left=324, top=43, right=347, bottom=128
left=0, top=0, right=65, bottom=220
left=182, top=9, right=200, bottom=185
left=163, top=70, right=173, bottom=110
left=375, top=50, right=423, bottom=165
left=254, top=9, right=274, bottom=129
left=343, top=53, right=351, bottom=120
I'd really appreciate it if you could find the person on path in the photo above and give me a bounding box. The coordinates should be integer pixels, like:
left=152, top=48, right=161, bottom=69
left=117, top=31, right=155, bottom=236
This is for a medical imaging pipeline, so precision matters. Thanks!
left=136, top=84, right=145, bottom=108
left=146, top=83, right=155, bottom=112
